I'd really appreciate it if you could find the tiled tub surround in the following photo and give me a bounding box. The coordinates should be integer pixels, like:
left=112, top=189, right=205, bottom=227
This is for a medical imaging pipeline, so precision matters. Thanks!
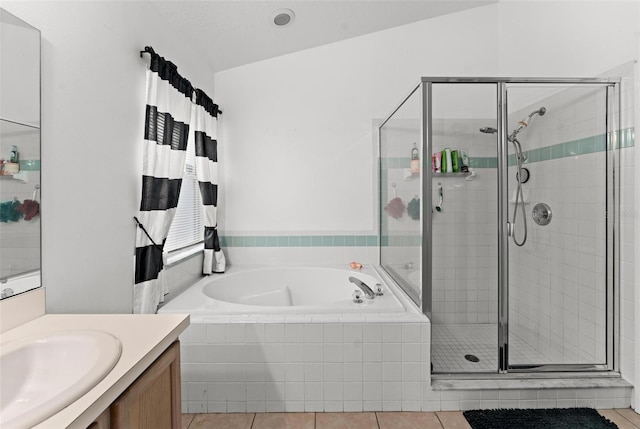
left=161, top=265, right=429, bottom=413
left=179, top=319, right=430, bottom=414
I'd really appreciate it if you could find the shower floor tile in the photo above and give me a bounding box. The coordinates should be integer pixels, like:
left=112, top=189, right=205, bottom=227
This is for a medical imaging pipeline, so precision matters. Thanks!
left=431, top=323, right=550, bottom=373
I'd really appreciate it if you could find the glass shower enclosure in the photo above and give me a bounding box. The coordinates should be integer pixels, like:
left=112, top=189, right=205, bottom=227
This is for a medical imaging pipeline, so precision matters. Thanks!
left=379, top=78, right=620, bottom=373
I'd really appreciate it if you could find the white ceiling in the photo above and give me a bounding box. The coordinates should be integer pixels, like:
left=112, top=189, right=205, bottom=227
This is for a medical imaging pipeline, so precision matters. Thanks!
left=151, top=0, right=497, bottom=73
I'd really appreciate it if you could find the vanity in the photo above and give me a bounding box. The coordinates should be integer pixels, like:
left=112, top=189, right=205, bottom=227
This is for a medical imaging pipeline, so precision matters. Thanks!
left=1, top=289, right=189, bottom=428
left=0, top=9, right=190, bottom=428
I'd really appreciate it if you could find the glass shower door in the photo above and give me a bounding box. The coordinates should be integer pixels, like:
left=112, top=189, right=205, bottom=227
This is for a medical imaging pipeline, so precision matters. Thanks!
left=505, top=83, right=615, bottom=370
left=428, top=83, right=500, bottom=373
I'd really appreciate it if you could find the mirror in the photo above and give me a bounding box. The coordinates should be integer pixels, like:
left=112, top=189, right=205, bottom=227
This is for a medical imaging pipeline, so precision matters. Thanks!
left=0, top=8, right=41, bottom=299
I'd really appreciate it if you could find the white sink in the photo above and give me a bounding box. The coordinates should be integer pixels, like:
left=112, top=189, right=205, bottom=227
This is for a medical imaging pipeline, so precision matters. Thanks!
left=0, top=330, right=122, bottom=428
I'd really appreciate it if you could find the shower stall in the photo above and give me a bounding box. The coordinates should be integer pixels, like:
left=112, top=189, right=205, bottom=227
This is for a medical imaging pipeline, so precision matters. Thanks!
left=379, top=78, right=622, bottom=374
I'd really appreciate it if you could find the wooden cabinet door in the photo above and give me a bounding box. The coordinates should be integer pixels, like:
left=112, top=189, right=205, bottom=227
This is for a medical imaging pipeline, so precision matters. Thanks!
left=109, top=341, right=181, bottom=429
left=87, top=408, right=110, bottom=429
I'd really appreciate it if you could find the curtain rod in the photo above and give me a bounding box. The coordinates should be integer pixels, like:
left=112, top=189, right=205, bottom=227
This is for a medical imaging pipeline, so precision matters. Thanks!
left=140, top=46, right=222, bottom=116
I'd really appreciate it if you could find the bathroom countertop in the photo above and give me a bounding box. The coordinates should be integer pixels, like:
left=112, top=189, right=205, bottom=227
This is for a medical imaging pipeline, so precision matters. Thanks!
left=0, top=313, right=190, bottom=428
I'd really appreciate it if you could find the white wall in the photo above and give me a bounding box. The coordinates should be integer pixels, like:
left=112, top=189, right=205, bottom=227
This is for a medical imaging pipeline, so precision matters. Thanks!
left=215, top=5, right=499, bottom=235
left=498, top=1, right=639, bottom=78
left=1, top=1, right=215, bottom=313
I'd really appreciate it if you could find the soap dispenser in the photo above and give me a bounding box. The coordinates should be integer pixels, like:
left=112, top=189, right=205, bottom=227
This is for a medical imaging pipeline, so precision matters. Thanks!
left=410, top=142, right=420, bottom=174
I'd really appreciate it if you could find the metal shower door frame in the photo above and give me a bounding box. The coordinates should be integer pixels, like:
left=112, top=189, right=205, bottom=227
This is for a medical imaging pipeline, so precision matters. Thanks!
left=420, top=77, right=620, bottom=373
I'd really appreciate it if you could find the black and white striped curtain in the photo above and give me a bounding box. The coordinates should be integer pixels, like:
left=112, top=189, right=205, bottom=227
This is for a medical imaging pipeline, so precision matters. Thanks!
left=134, top=53, right=192, bottom=313
left=193, top=89, right=226, bottom=274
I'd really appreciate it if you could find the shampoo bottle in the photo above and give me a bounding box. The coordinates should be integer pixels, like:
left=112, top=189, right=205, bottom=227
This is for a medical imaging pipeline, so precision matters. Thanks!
left=440, top=150, right=447, bottom=173
left=9, top=146, right=18, bottom=163
left=451, top=150, right=460, bottom=173
left=460, top=149, right=470, bottom=172
left=410, top=142, right=420, bottom=174
left=444, top=148, right=452, bottom=173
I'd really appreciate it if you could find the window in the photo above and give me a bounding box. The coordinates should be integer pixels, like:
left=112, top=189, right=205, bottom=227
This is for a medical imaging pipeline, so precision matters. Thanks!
left=164, top=139, right=203, bottom=253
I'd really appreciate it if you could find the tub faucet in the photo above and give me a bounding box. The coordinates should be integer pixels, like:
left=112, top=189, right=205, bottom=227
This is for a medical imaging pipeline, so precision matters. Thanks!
left=1, top=288, right=15, bottom=299
left=348, top=277, right=375, bottom=299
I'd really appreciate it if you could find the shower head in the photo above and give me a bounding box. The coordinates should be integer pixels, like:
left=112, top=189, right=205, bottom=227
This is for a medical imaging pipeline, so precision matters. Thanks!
left=480, top=127, right=497, bottom=134
left=529, top=107, right=546, bottom=119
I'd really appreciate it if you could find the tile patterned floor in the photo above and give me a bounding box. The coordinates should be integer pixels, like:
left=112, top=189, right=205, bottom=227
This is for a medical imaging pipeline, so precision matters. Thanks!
left=432, top=323, right=550, bottom=373
left=182, top=409, right=640, bottom=429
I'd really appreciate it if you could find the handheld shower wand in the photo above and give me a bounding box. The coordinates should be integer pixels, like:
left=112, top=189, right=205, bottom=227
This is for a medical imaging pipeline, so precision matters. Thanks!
left=510, top=107, right=545, bottom=247
left=479, top=106, right=547, bottom=247
left=509, top=107, right=546, bottom=142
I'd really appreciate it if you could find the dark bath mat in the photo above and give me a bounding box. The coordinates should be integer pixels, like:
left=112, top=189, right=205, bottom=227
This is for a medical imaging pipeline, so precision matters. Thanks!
left=463, top=408, right=618, bottom=429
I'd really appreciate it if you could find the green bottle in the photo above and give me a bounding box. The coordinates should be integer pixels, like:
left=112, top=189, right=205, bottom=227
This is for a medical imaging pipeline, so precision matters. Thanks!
left=451, top=150, right=460, bottom=173
left=441, top=150, right=448, bottom=173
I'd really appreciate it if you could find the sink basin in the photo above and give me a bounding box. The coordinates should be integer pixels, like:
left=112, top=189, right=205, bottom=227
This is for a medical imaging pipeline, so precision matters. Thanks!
left=0, top=330, right=122, bottom=428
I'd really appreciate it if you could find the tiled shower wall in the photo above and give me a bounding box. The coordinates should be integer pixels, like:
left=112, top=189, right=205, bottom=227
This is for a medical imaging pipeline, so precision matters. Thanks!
left=431, top=120, right=498, bottom=324
left=509, top=148, right=610, bottom=364
left=430, top=175, right=498, bottom=325
left=508, top=76, right=635, bottom=365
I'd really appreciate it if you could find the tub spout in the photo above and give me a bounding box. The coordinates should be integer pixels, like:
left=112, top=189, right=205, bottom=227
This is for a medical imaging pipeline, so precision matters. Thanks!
left=348, top=277, right=375, bottom=299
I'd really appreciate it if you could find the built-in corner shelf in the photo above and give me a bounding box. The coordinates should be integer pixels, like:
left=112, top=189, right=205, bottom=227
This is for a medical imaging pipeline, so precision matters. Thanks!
left=404, top=172, right=473, bottom=180
left=0, top=171, right=32, bottom=183
left=436, top=172, right=472, bottom=178
left=400, top=168, right=474, bottom=181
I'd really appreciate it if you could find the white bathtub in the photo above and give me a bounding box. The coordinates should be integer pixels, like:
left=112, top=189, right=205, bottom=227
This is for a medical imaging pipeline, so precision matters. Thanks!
left=159, top=265, right=412, bottom=316
left=1, top=270, right=40, bottom=298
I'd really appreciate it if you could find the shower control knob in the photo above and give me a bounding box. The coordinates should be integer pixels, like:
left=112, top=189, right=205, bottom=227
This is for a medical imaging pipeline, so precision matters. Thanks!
left=516, top=167, right=530, bottom=183
left=352, top=290, right=363, bottom=304
left=374, top=284, right=384, bottom=296
left=532, top=203, right=552, bottom=226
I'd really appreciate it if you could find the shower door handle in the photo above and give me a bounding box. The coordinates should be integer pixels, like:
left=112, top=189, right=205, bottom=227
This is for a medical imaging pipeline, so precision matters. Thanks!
left=506, top=222, right=514, bottom=237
